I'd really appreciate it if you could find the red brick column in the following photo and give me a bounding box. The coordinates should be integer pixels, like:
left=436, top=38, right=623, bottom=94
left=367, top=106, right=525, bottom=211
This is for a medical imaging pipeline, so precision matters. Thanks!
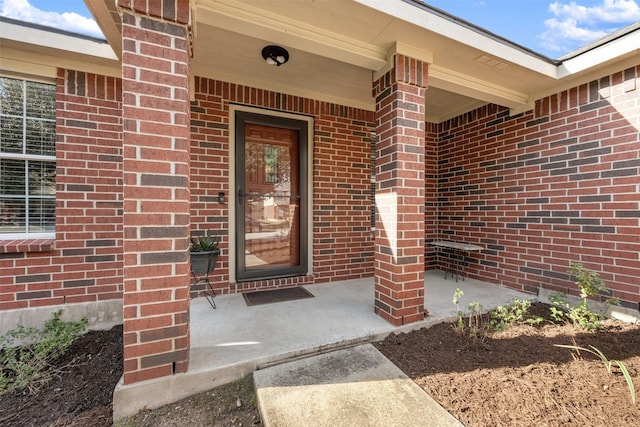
left=372, top=54, right=428, bottom=325
left=119, top=0, right=192, bottom=384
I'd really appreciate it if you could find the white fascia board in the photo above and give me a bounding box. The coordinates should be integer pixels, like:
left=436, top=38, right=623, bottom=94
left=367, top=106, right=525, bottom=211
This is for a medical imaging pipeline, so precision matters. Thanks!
left=429, top=64, right=529, bottom=108
left=0, top=19, right=118, bottom=62
left=353, top=0, right=558, bottom=77
left=198, top=0, right=388, bottom=70
left=0, top=56, right=57, bottom=80
left=558, top=31, right=640, bottom=78
left=1, top=45, right=121, bottom=79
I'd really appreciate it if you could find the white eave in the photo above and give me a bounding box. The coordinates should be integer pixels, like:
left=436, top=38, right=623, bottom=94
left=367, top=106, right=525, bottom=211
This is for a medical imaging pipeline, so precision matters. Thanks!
left=355, top=0, right=560, bottom=77
left=2, top=0, right=637, bottom=124
left=558, top=23, right=640, bottom=78
left=0, top=17, right=120, bottom=79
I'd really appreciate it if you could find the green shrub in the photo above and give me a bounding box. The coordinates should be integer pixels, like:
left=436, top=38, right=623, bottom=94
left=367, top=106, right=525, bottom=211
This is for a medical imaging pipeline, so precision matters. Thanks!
left=488, top=297, right=543, bottom=332
left=0, top=310, right=87, bottom=394
left=549, top=262, right=619, bottom=330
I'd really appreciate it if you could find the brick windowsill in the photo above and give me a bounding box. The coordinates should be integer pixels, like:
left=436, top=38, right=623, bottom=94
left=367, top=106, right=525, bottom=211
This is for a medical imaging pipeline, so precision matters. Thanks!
left=0, top=239, right=55, bottom=254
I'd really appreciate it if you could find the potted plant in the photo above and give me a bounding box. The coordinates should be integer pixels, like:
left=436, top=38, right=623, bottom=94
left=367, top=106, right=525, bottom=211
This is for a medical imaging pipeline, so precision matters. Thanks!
left=189, top=231, right=220, bottom=276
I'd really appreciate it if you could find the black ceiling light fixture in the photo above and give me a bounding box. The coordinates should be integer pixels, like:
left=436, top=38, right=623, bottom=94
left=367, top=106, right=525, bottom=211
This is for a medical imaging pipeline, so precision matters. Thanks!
left=262, top=45, right=289, bottom=66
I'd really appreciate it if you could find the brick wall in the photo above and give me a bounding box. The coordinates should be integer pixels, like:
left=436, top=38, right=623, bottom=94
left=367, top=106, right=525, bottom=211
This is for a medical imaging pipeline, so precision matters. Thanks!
left=120, top=7, right=192, bottom=384
left=314, top=110, right=375, bottom=281
left=437, top=65, right=640, bottom=308
left=189, top=79, right=230, bottom=295
left=3, top=65, right=636, bottom=316
left=189, top=77, right=375, bottom=296
left=372, top=54, right=428, bottom=325
left=0, top=69, right=123, bottom=310
left=425, top=122, right=439, bottom=268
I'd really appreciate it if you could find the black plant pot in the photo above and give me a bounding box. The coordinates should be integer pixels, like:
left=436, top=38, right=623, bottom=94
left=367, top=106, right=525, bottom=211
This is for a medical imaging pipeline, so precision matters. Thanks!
left=190, top=249, right=220, bottom=276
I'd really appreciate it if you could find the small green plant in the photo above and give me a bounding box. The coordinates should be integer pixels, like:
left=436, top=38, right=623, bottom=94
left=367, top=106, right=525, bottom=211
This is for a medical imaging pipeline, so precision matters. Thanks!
left=489, top=297, right=543, bottom=332
left=571, top=262, right=606, bottom=298
left=549, top=262, right=619, bottom=330
left=451, top=289, right=485, bottom=338
left=467, top=301, right=484, bottom=337
left=452, top=288, right=465, bottom=334
left=0, top=310, right=87, bottom=394
left=190, top=231, right=220, bottom=252
left=555, top=343, right=636, bottom=404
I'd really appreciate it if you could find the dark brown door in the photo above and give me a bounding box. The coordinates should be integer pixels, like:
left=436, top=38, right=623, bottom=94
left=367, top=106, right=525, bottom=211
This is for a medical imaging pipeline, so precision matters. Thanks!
left=236, top=113, right=308, bottom=281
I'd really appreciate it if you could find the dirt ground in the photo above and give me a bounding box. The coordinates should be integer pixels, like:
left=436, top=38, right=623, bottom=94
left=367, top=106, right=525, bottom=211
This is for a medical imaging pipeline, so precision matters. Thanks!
left=1, top=303, right=638, bottom=426
left=0, top=322, right=259, bottom=427
left=0, top=325, right=123, bottom=427
left=376, top=302, right=640, bottom=426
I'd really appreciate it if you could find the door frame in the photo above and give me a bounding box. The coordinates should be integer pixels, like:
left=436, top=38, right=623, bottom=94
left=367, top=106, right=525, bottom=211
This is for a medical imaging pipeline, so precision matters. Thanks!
left=228, top=104, right=314, bottom=283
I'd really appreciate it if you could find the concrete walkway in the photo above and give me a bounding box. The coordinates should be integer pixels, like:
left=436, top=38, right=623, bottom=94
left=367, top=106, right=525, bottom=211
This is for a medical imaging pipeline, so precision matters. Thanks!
left=255, top=344, right=463, bottom=427
left=113, top=270, right=532, bottom=420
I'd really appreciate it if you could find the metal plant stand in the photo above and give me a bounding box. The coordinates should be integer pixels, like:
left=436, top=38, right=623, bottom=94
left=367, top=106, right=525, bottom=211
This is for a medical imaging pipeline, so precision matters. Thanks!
left=191, top=267, right=216, bottom=309
left=190, top=250, right=220, bottom=310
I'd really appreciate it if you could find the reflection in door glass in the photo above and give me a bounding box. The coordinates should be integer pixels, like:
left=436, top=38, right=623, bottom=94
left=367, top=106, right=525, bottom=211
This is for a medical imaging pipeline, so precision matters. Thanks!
left=243, top=125, right=300, bottom=271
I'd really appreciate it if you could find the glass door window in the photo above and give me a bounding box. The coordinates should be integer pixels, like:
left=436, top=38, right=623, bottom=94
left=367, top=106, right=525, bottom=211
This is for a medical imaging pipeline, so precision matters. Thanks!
left=235, top=113, right=308, bottom=281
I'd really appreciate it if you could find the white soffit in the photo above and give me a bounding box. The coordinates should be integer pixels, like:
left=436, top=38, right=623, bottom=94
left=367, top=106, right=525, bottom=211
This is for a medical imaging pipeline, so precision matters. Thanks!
left=191, top=25, right=374, bottom=110
left=197, top=0, right=388, bottom=70
left=424, top=86, right=486, bottom=123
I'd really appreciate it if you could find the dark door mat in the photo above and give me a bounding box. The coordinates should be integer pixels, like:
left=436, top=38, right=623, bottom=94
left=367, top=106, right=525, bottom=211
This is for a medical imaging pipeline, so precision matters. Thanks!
left=243, top=287, right=314, bottom=306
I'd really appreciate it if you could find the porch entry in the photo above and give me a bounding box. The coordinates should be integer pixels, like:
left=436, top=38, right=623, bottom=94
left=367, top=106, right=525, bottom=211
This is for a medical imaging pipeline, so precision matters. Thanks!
left=234, top=111, right=309, bottom=282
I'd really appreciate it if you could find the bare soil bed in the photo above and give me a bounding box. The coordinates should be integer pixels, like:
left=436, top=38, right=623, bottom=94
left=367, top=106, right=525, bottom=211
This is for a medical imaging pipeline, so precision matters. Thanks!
left=1, top=302, right=638, bottom=426
left=0, top=325, right=123, bottom=427
left=0, top=323, right=260, bottom=427
left=376, top=302, right=640, bottom=426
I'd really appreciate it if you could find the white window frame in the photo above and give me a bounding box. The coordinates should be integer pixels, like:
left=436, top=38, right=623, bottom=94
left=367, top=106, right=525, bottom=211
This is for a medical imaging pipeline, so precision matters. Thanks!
left=0, top=75, right=56, bottom=239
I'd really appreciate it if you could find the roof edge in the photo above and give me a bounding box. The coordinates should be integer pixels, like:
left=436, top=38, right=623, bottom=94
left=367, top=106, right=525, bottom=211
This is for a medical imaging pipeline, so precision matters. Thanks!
left=404, top=0, right=561, bottom=65
left=557, top=22, right=640, bottom=61
left=0, top=15, right=108, bottom=45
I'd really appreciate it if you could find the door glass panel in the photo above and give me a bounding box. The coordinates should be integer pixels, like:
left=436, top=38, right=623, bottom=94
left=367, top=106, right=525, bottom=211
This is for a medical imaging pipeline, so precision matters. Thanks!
left=243, top=124, right=300, bottom=271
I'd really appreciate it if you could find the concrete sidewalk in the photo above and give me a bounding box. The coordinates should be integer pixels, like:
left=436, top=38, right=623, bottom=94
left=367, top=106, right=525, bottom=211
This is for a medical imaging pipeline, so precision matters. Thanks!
left=113, top=270, right=532, bottom=420
left=254, top=344, right=463, bottom=427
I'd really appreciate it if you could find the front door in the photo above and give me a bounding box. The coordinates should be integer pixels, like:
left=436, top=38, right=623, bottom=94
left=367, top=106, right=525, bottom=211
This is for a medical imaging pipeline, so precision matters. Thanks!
left=235, top=112, right=308, bottom=281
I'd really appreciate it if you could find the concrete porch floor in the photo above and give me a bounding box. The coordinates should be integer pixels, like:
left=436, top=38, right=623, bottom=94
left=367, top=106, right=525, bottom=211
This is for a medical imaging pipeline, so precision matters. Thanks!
left=113, top=270, right=533, bottom=420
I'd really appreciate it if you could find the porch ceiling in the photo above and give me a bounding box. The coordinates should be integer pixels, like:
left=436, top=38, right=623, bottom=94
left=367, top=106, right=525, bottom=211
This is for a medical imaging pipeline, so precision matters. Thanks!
left=85, top=0, right=640, bottom=123
left=191, top=0, right=542, bottom=121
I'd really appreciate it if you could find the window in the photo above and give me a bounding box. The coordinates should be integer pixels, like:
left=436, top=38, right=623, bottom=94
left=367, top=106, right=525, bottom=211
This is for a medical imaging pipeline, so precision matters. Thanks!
left=0, top=77, right=56, bottom=237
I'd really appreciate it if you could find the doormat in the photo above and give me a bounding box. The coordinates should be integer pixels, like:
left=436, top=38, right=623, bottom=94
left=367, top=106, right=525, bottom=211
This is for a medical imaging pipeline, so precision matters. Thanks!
left=243, top=287, right=314, bottom=307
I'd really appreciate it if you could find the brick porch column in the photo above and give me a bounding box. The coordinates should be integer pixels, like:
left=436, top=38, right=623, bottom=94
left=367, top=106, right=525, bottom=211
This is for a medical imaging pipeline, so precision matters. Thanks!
left=119, top=0, right=192, bottom=384
left=372, top=54, right=428, bottom=325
